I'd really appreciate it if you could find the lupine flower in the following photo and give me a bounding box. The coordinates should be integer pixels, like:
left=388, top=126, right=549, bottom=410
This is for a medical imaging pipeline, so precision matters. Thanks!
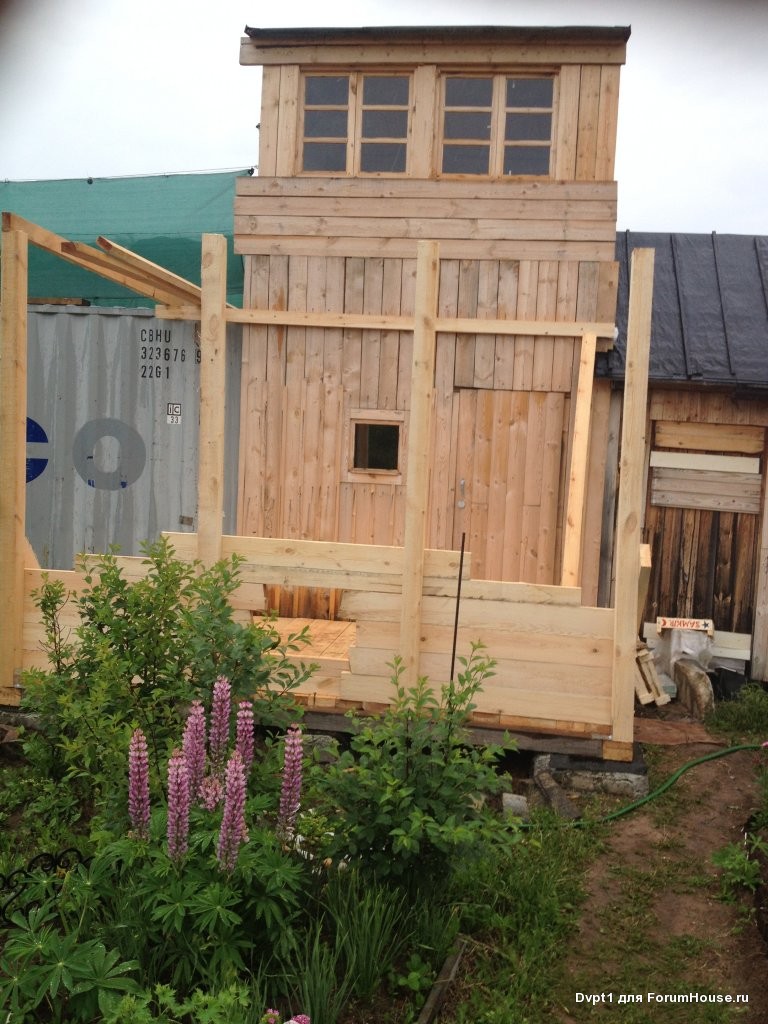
left=217, top=750, right=249, bottom=873
left=167, top=748, right=190, bottom=863
left=260, top=1011, right=280, bottom=1024
left=290, top=1016, right=311, bottom=1024
left=198, top=773, right=224, bottom=811
left=235, top=700, right=255, bottom=775
left=182, top=701, right=207, bottom=802
left=277, top=724, right=303, bottom=842
left=128, top=728, right=150, bottom=840
left=209, top=675, right=232, bottom=776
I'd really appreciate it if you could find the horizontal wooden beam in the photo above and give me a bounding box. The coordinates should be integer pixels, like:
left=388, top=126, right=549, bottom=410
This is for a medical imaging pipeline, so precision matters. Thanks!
left=649, top=450, right=760, bottom=474
left=97, top=236, right=203, bottom=304
left=157, top=300, right=615, bottom=340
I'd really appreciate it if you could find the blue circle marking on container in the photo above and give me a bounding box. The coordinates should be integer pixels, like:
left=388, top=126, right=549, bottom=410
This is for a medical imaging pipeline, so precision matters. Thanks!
left=26, top=417, right=49, bottom=482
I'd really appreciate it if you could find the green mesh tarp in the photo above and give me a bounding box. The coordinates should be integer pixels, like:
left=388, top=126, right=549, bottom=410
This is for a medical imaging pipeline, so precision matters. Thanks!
left=0, top=170, right=248, bottom=306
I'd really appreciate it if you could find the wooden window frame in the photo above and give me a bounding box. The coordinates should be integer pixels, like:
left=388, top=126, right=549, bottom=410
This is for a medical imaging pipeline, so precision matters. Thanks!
left=300, top=71, right=413, bottom=177
left=438, top=71, right=557, bottom=179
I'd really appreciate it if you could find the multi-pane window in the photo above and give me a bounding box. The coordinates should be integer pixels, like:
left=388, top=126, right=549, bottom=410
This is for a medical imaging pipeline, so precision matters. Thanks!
left=302, top=73, right=410, bottom=174
left=441, top=75, right=554, bottom=177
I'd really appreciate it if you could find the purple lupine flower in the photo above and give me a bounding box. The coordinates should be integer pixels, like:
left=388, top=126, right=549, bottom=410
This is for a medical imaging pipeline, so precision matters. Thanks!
left=235, top=700, right=255, bottom=776
left=128, top=728, right=150, bottom=840
left=182, top=701, right=207, bottom=802
left=217, top=750, right=249, bottom=873
left=277, top=724, right=303, bottom=842
left=198, top=773, right=224, bottom=811
left=167, top=748, right=190, bottom=863
left=209, top=675, right=232, bottom=776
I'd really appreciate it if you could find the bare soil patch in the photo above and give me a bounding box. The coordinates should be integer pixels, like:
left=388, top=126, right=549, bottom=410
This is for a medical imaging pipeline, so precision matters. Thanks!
left=556, top=722, right=768, bottom=1021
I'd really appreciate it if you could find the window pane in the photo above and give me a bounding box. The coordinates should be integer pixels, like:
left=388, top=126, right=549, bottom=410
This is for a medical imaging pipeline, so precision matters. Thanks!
left=445, top=77, right=493, bottom=107
left=305, top=75, right=349, bottom=105
left=304, top=109, right=348, bottom=139
left=442, top=144, right=490, bottom=175
left=504, top=145, right=550, bottom=175
left=506, top=78, right=553, bottom=108
left=360, top=142, right=406, bottom=173
left=362, top=109, right=408, bottom=139
left=505, top=112, right=552, bottom=142
left=444, top=111, right=492, bottom=141
left=363, top=75, right=409, bottom=105
left=303, top=142, right=347, bottom=172
left=354, top=423, right=399, bottom=470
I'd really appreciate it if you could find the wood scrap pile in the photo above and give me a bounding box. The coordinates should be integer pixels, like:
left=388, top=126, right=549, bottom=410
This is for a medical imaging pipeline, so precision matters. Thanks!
left=635, top=641, right=670, bottom=706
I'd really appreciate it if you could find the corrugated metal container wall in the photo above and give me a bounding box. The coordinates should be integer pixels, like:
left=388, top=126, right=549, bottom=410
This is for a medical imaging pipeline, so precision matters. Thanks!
left=26, top=306, right=241, bottom=568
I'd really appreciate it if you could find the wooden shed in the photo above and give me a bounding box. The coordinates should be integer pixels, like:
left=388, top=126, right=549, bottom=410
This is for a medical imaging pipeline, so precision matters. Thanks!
left=2, top=24, right=656, bottom=761
left=607, top=231, right=768, bottom=679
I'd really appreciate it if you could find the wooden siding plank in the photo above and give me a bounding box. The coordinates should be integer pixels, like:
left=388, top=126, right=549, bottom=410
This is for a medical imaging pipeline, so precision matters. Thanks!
left=650, top=451, right=760, bottom=474
left=654, top=420, right=765, bottom=454
left=454, top=260, right=479, bottom=387
left=513, top=262, right=537, bottom=390
left=502, top=392, right=528, bottom=581
left=493, top=259, right=520, bottom=389
left=575, top=65, right=602, bottom=180
left=532, top=261, right=559, bottom=391
left=474, top=261, right=499, bottom=389
left=275, top=65, right=300, bottom=176
left=257, top=67, right=281, bottom=176
left=651, top=468, right=762, bottom=514
left=595, top=65, right=621, bottom=180
left=553, top=65, right=580, bottom=179
left=561, top=332, right=597, bottom=586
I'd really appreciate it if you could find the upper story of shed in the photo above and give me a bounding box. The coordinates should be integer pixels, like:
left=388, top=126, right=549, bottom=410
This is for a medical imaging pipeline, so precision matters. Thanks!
left=236, top=24, right=630, bottom=261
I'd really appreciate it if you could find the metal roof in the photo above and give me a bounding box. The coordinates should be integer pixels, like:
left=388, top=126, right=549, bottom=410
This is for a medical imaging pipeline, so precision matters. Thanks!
left=0, top=170, right=250, bottom=306
left=603, top=232, right=768, bottom=389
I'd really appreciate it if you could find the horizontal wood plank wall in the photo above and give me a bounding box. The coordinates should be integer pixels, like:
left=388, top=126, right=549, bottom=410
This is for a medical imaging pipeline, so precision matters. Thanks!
left=338, top=584, right=615, bottom=733
left=235, top=178, right=617, bottom=261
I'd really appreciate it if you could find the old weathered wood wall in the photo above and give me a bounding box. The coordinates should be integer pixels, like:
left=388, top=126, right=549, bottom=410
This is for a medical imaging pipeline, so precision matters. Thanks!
left=639, top=389, right=768, bottom=674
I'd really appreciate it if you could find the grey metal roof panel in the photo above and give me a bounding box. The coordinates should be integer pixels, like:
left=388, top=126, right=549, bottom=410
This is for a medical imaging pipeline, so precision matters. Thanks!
left=605, top=231, right=768, bottom=388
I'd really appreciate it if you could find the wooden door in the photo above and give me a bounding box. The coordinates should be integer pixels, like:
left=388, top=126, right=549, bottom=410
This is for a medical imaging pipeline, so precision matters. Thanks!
left=451, top=388, right=566, bottom=584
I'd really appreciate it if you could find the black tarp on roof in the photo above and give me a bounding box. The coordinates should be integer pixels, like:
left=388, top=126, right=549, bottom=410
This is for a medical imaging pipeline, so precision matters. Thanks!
left=601, top=232, right=768, bottom=388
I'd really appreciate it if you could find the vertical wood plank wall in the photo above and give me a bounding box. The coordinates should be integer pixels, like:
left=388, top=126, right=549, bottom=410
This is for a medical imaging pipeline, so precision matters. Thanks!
left=236, top=38, right=624, bottom=616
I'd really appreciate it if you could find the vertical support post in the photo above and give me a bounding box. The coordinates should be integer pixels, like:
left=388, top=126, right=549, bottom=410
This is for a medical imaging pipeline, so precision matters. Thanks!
left=399, top=240, right=439, bottom=686
left=0, top=227, right=28, bottom=703
left=560, top=331, right=597, bottom=587
left=610, top=248, right=654, bottom=748
left=197, top=234, right=228, bottom=567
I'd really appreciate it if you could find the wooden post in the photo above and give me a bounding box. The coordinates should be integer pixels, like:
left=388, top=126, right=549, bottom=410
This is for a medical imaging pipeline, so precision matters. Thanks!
left=0, top=228, right=28, bottom=703
left=609, top=248, right=654, bottom=753
left=197, top=234, right=228, bottom=566
left=560, top=331, right=597, bottom=587
left=399, top=240, right=439, bottom=685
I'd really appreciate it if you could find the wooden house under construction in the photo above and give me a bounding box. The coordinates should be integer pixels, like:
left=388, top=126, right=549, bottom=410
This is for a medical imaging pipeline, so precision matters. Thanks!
left=2, top=24, right=656, bottom=761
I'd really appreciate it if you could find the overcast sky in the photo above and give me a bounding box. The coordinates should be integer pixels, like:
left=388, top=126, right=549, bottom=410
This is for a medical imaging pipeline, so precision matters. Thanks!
left=1, top=0, right=766, bottom=233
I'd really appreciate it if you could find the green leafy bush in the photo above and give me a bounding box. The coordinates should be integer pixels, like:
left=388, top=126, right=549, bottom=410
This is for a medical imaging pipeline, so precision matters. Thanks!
left=312, top=646, right=518, bottom=887
left=20, top=537, right=313, bottom=807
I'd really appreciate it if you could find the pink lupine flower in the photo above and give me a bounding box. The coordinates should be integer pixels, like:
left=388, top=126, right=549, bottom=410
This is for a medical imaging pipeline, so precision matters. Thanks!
left=217, top=750, right=249, bottom=873
left=209, top=675, right=232, bottom=775
left=182, top=700, right=207, bottom=802
left=198, top=773, right=224, bottom=811
left=128, top=728, right=150, bottom=840
left=277, top=724, right=303, bottom=842
left=167, top=748, right=190, bottom=863
left=235, top=700, right=255, bottom=775
left=290, top=1016, right=311, bottom=1024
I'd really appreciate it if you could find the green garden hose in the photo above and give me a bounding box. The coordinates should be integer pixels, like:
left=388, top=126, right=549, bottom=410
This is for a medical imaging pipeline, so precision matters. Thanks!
left=531, top=743, right=766, bottom=829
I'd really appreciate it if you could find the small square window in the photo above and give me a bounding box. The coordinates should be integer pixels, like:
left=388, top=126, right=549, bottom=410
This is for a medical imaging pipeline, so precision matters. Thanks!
left=354, top=422, right=400, bottom=471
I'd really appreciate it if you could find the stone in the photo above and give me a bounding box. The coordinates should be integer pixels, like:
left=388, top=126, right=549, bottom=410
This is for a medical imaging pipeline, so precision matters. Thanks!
left=502, top=792, right=530, bottom=820
left=674, top=657, right=715, bottom=719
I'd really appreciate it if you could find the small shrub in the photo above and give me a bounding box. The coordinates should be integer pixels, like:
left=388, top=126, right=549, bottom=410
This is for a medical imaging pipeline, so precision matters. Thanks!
left=312, top=645, right=518, bottom=888
left=20, top=537, right=313, bottom=811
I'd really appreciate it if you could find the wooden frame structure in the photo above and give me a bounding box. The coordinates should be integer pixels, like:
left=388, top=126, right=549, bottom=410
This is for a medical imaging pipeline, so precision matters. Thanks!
left=1, top=209, right=653, bottom=760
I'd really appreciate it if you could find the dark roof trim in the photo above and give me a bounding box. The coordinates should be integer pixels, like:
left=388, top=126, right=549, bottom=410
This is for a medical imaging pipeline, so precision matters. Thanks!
left=243, top=25, right=632, bottom=48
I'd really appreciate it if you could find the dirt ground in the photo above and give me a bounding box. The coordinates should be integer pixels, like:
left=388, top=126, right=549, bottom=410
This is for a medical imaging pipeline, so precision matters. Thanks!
left=556, top=711, right=768, bottom=1021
